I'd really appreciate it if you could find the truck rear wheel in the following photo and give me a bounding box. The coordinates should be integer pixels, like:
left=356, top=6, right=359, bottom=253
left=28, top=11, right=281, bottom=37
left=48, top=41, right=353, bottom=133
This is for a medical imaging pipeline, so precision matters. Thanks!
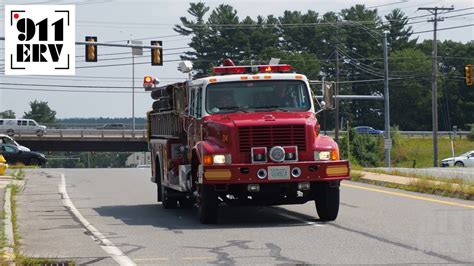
left=161, top=186, right=178, bottom=209
left=156, top=183, right=162, bottom=202
left=314, top=183, right=340, bottom=221
left=198, top=185, right=218, bottom=224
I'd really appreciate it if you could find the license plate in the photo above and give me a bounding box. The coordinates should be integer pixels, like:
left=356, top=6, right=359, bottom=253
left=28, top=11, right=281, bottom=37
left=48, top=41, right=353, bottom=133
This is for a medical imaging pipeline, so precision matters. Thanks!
left=268, top=166, right=290, bottom=180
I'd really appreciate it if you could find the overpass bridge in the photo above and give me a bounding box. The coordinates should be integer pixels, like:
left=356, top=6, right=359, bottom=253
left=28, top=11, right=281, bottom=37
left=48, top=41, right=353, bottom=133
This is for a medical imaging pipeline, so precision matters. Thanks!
left=10, top=129, right=469, bottom=152
left=13, top=129, right=149, bottom=152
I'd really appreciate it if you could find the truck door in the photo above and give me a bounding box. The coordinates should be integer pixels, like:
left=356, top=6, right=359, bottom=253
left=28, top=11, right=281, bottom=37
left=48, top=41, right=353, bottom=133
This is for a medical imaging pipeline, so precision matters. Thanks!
left=187, top=86, right=203, bottom=150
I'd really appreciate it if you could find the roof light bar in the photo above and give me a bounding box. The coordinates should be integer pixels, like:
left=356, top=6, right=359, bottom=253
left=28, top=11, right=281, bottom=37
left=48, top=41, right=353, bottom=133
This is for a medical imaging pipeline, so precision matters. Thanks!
left=213, top=64, right=292, bottom=75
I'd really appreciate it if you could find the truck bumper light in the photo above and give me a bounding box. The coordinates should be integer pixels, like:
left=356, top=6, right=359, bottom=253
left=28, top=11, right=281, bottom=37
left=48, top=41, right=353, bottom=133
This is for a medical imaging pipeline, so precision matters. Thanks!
left=248, top=184, right=260, bottom=192
left=298, top=182, right=310, bottom=191
left=204, top=169, right=232, bottom=180
left=291, top=167, right=302, bottom=178
left=257, top=168, right=267, bottom=179
left=326, top=165, right=349, bottom=177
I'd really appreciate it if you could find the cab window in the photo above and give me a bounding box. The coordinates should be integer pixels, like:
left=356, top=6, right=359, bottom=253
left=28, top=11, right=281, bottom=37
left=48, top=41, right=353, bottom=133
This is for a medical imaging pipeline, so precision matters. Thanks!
left=29, top=121, right=36, bottom=126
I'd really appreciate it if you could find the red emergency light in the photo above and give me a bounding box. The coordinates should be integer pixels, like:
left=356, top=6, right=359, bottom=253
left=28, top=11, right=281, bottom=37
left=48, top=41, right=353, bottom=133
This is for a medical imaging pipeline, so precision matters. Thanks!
left=213, top=64, right=292, bottom=75
left=144, top=76, right=153, bottom=84
left=143, top=75, right=157, bottom=90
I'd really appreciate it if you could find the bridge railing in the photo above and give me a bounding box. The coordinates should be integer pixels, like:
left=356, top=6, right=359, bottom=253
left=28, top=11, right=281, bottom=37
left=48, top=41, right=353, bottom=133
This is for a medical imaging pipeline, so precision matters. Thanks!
left=14, top=129, right=147, bottom=139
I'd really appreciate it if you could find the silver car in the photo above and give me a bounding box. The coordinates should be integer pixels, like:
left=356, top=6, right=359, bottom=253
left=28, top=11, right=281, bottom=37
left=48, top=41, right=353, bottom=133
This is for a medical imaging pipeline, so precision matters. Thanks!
left=441, top=150, right=474, bottom=167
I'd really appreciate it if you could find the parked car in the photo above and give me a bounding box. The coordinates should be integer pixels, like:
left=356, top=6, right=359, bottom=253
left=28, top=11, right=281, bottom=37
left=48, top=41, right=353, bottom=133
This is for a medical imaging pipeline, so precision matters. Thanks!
left=0, top=119, right=47, bottom=137
left=354, top=126, right=384, bottom=135
left=97, top=123, right=125, bottom=130
left=0, top=134, right=31, bottom=151
left=441, top=150, right=474, bottom=167
left=0, top=144, right=47, bottom=166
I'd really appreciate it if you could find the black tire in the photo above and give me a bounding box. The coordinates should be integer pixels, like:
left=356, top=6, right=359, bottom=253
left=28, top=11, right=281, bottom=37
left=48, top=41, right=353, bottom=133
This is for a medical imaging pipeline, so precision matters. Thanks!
left=6, top=130, right=14, bottom=137
left=36, top=130, right=44, bottom=137
left=454, top=161, right=464, bottom=167
left=179, top=197, right=194, bottom=209
left=197, top=184, right=218, bottom=224
left=161, top=186, right=178, bottom=209
left=156, top=183, right=162, bottom=202
left=314, top=183, right=340, bottom=221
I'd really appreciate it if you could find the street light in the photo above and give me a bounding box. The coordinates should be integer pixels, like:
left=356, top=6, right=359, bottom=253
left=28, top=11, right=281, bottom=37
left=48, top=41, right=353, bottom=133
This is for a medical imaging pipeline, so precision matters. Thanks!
left=340, top=20, right=391, bottom=167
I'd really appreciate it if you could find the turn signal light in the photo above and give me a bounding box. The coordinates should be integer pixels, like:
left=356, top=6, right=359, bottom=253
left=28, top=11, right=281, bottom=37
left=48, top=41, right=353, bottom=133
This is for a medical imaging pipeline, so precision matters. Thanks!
left=331, top=149, right=340, bottom=161
left=203, top=155, right=213, bottom=166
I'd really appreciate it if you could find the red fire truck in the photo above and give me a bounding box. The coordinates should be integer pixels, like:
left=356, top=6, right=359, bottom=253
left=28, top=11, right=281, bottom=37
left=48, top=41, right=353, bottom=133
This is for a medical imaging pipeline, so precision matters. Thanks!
left=144, top=61, right=350, bottom=224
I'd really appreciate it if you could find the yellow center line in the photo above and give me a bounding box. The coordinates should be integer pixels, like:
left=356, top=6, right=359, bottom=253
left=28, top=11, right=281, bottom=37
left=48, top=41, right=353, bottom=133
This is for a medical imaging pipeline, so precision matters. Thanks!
left=341, top=183, right=474, bottom=209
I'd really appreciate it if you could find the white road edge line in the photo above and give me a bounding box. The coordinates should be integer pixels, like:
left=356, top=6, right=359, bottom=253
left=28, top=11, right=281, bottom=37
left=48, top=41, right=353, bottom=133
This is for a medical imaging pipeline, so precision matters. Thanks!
left=59, top=174, right=136, bottom=266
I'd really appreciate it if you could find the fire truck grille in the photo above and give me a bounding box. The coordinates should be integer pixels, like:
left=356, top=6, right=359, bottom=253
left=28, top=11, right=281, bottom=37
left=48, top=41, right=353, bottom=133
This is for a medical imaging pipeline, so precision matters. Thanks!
left=238, top=125, right=306, bottom=153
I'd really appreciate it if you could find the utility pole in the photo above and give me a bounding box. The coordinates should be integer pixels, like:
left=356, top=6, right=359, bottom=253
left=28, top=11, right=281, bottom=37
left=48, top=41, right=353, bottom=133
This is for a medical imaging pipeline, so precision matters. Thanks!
left=335, top=17, right=340, bottom=142
left=418, top=6, right=453, bottom=167
left=383, top=31, right=391, bottom=167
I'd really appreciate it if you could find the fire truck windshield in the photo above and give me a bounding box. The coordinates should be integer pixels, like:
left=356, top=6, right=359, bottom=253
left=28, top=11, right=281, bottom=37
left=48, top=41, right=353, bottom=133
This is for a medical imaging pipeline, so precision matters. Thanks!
left=206, top=80, right=311, bottom=114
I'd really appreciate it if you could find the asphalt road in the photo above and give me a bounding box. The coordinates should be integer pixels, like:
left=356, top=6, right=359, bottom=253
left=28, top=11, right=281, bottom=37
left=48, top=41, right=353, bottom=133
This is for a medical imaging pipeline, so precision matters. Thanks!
left=17, top=169, right=474, bottom=265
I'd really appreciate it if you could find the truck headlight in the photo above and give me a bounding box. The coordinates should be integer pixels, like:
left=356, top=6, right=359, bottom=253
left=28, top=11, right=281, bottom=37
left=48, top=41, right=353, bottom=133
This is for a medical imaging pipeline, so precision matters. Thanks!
left=212, top=154, right=232, bottom=165
left=314, top=150, right=339, bottom=161
left=315, top=151, right=331, bottom=161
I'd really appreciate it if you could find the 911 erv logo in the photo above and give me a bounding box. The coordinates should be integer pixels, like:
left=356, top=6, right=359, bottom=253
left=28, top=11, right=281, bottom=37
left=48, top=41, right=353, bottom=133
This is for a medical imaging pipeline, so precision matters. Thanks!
left=5, top=5, right=75, bottom=75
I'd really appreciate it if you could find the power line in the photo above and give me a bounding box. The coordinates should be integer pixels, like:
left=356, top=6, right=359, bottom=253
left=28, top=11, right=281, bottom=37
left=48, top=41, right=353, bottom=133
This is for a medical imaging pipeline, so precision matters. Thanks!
left=0, top=82, right=133, bottom=89
left=412, top=23, right=474, bottom=34
left=0, top=87, right=149, bottom=94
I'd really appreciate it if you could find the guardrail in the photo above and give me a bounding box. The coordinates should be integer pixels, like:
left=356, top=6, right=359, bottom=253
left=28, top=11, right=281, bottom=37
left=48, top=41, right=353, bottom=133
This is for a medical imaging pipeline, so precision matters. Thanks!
left=7, top=129, right=470, bottom=139
left=13, top=129, right=147, bottom=139
left=320, top=131, right=469, bottom=137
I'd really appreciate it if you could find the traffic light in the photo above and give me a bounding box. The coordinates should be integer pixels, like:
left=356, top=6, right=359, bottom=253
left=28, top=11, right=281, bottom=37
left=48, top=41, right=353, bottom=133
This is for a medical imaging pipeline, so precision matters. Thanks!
left=151, top=41, right=162, bottom=66
left=466, top=64, right=472, bottom=86
left=85, top=36, right=97, bottom=62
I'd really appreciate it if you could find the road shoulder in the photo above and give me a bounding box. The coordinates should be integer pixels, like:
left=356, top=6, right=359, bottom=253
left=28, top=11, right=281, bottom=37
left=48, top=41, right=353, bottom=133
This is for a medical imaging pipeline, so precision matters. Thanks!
left=17, top=170, right=112, bottom=265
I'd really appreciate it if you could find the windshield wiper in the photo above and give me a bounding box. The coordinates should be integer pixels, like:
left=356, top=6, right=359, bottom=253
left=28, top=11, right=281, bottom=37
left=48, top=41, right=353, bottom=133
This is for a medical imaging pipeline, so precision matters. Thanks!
left=250, top=106, right=290, bottom=112
left=216, top=106, right=248, bottom=113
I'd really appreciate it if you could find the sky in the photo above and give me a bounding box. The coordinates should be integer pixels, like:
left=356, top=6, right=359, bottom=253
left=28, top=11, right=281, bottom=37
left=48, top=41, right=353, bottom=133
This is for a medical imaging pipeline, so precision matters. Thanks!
left=0, top=0, right=473, bottom=119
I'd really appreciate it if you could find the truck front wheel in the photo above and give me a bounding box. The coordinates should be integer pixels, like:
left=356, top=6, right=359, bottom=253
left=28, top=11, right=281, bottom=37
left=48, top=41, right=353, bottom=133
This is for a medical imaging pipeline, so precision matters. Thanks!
left=313, top=183, right=340, bottom=221
left=161, top=186, right=178, bottom=209
left=197, top=185, right=218, bottom=224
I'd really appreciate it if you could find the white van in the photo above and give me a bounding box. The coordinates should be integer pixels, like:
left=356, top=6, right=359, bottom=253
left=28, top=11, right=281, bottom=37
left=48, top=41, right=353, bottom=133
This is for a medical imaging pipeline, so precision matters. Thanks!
left=0, top=134, right=31, bottom=151
left=0, top=119, right=47, bottom=137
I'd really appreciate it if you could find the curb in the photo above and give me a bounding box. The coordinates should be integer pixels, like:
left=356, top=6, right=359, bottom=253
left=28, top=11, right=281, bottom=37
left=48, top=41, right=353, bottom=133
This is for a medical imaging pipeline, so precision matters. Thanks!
left=2, top=187, right=15, bottom=265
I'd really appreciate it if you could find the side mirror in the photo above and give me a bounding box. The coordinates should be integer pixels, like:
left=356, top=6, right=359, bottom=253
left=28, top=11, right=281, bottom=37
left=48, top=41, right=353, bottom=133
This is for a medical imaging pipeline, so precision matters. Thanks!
left=323, top=83, right=335, bottom=109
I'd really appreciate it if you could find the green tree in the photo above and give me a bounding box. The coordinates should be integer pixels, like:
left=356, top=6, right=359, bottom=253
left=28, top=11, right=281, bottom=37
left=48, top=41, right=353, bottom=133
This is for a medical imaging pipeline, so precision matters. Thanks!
left=389, top=48, right=431, bottom=130
left=23, top=100, right=57, bottom=124
left=174, top=2, right=212, bottom=77
left=339, top=5, right=384, bottom=128
left=175, top=3, right=280, bottom=76
left=383, top=8, right=417, bottom=52
left=0, top=110, right=16, bottom=118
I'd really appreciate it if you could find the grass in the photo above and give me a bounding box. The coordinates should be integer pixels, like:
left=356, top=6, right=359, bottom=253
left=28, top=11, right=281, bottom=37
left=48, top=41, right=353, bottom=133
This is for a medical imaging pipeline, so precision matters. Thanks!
left=351, top=170, right=474, bottom=201
left=0, top=200, right=7, bottom=261
left=364, top=168, right=474, bottom=186
left=390, top=136, right=474, bottom=168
